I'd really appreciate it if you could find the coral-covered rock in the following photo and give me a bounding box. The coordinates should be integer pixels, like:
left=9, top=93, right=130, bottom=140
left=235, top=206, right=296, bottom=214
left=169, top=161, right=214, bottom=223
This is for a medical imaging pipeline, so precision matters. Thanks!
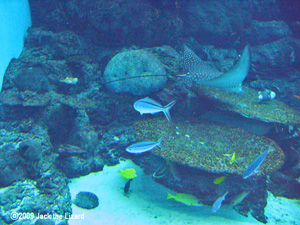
left=0, top=129, right=52, bottom=187
left=0, top=89, right=95, bottom=109
left=67, top=109, right=98, bottom=154
left=18, top=139, right=43, bottom=162
left=14, top=67, right=50, bottom=94
left=133, top=118, right=285, bottom=176
left=191, top=84, right=300, bottom=125
left=57, top=156, right=104, bottom=178
left=104, top=49, right=167, bottom=96
left=3, top=28, right=101, bottom=95
left=0, top=178, right=71, bottom=224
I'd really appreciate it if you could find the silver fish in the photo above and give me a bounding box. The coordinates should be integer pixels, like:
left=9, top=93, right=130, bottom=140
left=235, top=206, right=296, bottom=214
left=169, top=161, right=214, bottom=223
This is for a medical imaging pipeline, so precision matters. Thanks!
left=133, top=97, right=176, bottom=122
left=183, top=45, right=250, bottom=93
left=212, top=191, right=228, bottom=213
left=126, top=138, right=163, bottom=154
left=231, top=191, right=250, bottom=206
left=243, top=146, right=273, bottom=179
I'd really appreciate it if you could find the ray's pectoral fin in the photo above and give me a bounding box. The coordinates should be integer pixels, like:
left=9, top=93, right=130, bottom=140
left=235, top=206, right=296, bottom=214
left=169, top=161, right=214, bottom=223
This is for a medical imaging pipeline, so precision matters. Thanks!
left=201, top=45, right=250, bottom=93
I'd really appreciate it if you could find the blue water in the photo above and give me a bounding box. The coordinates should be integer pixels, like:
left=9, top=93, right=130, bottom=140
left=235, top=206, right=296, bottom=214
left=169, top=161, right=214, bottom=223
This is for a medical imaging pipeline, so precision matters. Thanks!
left=0, top=0, right=300, bottom=224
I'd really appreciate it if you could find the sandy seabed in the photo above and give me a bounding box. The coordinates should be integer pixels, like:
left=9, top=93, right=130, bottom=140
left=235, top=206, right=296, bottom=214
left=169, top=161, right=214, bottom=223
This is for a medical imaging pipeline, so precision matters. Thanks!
left=69, top=160, right=299, bottom=225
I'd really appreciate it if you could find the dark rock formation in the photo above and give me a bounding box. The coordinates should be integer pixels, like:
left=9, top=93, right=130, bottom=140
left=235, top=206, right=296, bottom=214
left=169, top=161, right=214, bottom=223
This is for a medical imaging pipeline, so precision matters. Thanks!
left=183, top=0, right=250, bottom=47
left=245, top=20, right=292, bottom=45
left=14, top=67, right=50, bottom=94
left=251, top=38, right=300, bottom=75
left=30, top=0, right=183, bottom=47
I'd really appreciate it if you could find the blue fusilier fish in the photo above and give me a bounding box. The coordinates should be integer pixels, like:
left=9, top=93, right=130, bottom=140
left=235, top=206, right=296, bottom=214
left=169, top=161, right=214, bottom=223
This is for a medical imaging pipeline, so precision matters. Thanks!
left=133, top=97, right=176, bottom=122
left=126, top=138, right=163, bottom=154
left=243, top=146, right=273, bottom=179
left=212, top=191, right=228, bottom=213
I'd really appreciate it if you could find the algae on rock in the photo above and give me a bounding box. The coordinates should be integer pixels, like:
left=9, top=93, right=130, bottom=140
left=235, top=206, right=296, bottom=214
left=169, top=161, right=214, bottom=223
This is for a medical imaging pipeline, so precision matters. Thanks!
left=133, top=118, right=285, bottom=176
left=191, top=84, right=300, bottom=125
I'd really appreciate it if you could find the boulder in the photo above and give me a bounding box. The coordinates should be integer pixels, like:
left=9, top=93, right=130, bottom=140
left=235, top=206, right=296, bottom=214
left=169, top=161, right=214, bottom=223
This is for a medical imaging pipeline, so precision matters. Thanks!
left=19, top=139, right=43, bottom=162
left=245, top=20, right=292, bottom=45
left=251, top=38, right=300, bottom=75
left=104, top=49, right=167, bottom=96
left=73, top=191, right=99, bottom=209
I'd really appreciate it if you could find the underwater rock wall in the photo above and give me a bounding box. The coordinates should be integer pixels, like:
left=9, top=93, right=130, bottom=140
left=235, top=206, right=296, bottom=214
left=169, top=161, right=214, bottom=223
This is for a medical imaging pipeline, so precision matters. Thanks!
left=26, top=0, right=300, bottom=79
left=28, top=0, right=300, bottom=47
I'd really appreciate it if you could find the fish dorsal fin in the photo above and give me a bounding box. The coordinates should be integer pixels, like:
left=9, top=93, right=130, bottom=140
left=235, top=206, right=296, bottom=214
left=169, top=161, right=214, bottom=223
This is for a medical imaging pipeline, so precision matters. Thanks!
left=140, top=97, right=162, bottom=107
left=201, top=45, right=250, bottom=92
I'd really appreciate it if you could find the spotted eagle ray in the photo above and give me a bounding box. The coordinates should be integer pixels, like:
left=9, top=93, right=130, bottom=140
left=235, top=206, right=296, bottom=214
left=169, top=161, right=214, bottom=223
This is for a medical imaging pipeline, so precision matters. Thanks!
left=183, top=45, right=250, bottom=92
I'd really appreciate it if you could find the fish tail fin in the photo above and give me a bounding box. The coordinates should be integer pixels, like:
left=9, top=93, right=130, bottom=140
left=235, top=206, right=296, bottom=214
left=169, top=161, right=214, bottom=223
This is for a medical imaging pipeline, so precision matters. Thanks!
left=163, top=100, right=176, bottom=122
left=157, top=137, right=163, bottom=149
left=167, top=192, right=174, bottom=200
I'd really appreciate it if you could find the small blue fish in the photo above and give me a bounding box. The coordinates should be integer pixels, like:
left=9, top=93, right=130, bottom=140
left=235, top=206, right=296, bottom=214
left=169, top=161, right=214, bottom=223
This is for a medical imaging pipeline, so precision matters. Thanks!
left=126, top=138, right=163, bottom=154
left=133, top=97, right=176, bottom=122
left=212, top=191, right=228, bottom=213
left=243, top=146, right=273, bottom=179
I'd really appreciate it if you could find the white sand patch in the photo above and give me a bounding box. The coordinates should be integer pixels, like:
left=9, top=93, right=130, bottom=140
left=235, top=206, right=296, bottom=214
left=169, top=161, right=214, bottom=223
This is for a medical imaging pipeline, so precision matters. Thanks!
left=68, top=160, right=261, bottom=225
left=265, top=191, right=300, bottom=225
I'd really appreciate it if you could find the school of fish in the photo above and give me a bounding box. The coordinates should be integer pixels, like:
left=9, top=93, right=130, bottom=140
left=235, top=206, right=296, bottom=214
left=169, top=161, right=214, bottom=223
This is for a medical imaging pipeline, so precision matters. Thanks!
left=124, top=44, right=276, bottom=213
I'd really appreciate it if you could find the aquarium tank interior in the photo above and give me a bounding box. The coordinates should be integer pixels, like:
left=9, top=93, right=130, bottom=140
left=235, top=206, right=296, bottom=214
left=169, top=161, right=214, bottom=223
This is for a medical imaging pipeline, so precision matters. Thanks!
left=0, top=0, right=300, bottom=224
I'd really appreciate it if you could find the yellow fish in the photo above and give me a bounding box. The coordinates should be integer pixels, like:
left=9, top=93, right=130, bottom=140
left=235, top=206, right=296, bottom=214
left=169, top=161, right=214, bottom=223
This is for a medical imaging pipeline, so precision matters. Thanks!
left=167, top=192, right=202, bottom=207
left=118, top=168, right=137, bottom=179
left=213, top=176, right=226, bottom=184
left=230, top=152, right=236, bottom=164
